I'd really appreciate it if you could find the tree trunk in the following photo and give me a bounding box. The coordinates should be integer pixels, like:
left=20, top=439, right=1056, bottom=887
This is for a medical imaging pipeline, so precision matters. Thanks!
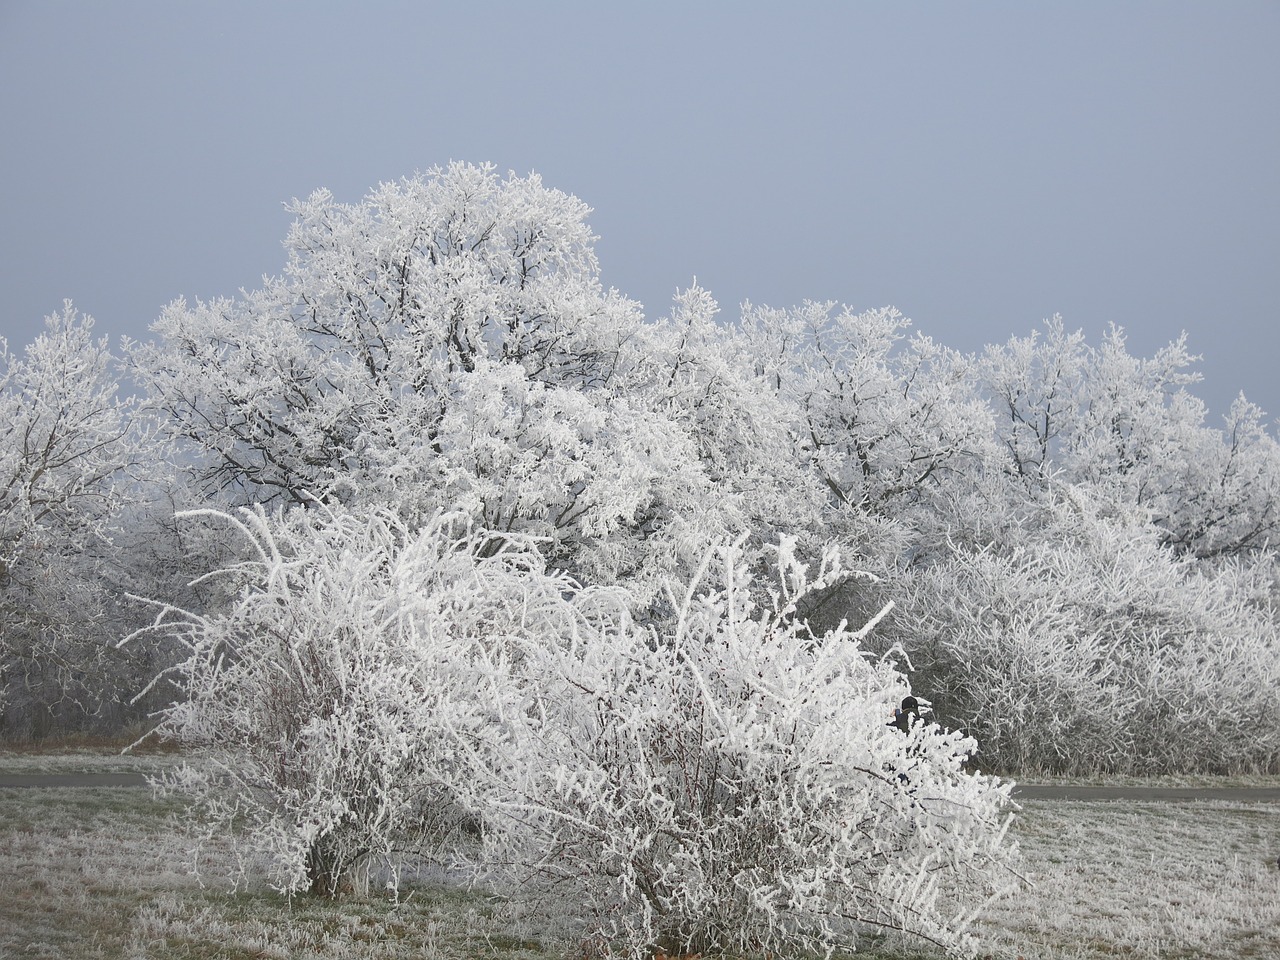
left=306, top=839, right=370, bottom=899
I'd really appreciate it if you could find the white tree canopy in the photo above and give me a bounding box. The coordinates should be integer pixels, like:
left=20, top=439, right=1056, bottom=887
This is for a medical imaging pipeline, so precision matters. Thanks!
left=129, top=165, right=770, bottom=604
left=0, top=303, right=146, bottom=723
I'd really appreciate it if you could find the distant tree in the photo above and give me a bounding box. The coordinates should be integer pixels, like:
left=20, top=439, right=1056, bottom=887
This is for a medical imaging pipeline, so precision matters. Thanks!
left=749, top=303, right=990, bottom=518
left=981, top=318, right=1280, bottom=560
left=1139, top=393, right=1280, bottom=560
left=978, top=316, right=1089, bottom=486
left=625, top=286, right=839, bottom=585
left=0, top=303, right=148, bottom=736
left=726, top=300, right=1000, bottom=579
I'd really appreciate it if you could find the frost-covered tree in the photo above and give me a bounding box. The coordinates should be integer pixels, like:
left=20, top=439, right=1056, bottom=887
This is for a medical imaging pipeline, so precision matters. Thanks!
left=128, top=164, right=736, bottom=605
left=981, top=318, right=1280, bottom=560
left=0, top=303, right=148, bottom=735
left=624, top=286, right=837, bottom=584
left=740, top=300, right=998, bottom=566
left=1145, top=393, right=1280, bottom=560
left=979, top=316, right=1088, bottom=487
left=128, top=162, right=640, bottom=506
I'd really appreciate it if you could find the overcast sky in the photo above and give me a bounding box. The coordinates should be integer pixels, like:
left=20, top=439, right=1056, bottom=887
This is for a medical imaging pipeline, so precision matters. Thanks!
left=2, top=1, right=1277, bottom=419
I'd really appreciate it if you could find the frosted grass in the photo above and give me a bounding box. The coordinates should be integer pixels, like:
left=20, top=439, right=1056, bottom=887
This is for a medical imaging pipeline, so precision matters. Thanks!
left=0, top=785, right=556, bottom=960
left=0, top=748, right=180, bottom=776
left=978, top=798, right=1280, bottom=959
left=2, top=754, right=1277, bottom=959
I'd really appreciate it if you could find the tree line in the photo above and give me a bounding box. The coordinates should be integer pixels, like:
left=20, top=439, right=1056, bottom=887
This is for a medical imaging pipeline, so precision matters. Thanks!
left=4, top=162, right=1277, bottom=769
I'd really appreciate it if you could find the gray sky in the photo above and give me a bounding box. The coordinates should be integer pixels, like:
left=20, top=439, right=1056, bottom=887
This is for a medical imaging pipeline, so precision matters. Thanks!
left=2, top=1, right=1277, bottom=420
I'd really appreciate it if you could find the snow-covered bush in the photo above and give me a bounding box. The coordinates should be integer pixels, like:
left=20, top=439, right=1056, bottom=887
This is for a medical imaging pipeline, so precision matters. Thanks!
left=130, top=504, right=1018, bottom=957
left=900, top=492, right=1280, bottom=775
left=489, top=538, right=1018, bottom=959
left=126, top=504, right=608, bottom=898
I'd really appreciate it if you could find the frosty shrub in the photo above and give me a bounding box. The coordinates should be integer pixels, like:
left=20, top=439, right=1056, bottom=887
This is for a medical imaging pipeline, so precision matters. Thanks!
left=129, top=504, right=1018, bottom=958
left=126, top=504, right=603, bottom=898
left=902, top=493, right=1280, bottom=775
left=490, top=538, right=1018, bottom=959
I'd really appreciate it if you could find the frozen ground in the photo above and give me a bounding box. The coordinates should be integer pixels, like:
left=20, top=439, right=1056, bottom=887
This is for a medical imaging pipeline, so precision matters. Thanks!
left=0, top=745, right=181, bottom=776
left=1, top=752, right=1277, bottom=959
left=978, top=797, right=1280, bottom=959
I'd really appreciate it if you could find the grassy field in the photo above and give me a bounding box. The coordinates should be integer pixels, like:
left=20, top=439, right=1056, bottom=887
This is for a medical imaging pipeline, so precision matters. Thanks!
left=1, top=751, right=1278, bottom=959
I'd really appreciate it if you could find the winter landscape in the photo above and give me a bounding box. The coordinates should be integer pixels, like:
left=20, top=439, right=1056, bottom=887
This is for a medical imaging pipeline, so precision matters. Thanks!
left=3, top=5, right=1279, bottom=959
left=3, top=162, right=1279, bottom=958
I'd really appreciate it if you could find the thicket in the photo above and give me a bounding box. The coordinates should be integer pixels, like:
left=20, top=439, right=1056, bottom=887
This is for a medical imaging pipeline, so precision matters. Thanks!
left=125, top=507, right=1017, bottom=956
